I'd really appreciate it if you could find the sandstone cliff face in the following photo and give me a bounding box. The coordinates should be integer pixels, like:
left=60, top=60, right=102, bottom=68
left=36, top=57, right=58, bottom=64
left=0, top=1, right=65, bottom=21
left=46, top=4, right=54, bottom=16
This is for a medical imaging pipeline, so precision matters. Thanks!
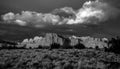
left=21, top=33, right=108, bottom=49
left=1, top=33, right=120, bottom=54
left=21, top=33, right=64, bottom=48
left=80, top=37, right=108, bottom=49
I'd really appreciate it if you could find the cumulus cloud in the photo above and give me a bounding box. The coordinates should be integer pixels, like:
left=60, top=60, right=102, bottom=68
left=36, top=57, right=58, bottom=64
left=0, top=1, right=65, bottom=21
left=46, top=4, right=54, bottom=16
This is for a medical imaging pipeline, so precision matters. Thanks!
left=42, top=13, right=61, bottom=25
left=51, top=7, right=76, bottom=19
left=2, top=12, right=15, bottom=22
left=14, top=20, right=27, bottom=26
left=1, top=0, right=120, bottom=27
left=53, top=7, right=76, bottom=14
left=2, top=11, right=61, bottom=26
left=67, top=0, right=120, bottom=24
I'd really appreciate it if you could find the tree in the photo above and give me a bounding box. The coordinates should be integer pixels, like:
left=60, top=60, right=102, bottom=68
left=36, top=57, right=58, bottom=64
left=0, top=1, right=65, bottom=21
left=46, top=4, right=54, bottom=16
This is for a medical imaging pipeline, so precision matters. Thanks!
left=74, top=42, right=86, bottom=49
left=62, top=38, right=72, bottom=49
left=50, top=43, right=61, bottom=49
left=108, top=37, right=120, bottom=54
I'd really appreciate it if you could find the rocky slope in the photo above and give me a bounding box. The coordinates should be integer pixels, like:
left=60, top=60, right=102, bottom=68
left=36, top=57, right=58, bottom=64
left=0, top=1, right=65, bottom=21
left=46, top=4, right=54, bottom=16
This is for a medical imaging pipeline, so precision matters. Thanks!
left=20, top=33, right=108, bottom=49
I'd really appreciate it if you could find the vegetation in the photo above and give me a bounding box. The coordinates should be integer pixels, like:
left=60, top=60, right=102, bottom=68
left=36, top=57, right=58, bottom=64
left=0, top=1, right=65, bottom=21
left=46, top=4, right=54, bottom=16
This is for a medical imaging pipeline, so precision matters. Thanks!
left=0, top=33, right=120, bottom=69
left=107, top=37, right=120, bottom=54
left=0, top=49, right=120, bottom=69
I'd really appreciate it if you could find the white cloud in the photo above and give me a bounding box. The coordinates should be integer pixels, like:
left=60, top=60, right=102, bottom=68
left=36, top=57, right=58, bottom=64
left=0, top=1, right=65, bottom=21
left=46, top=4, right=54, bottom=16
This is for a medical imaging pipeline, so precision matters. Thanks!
left=2, top=12, right=15, bottom=21
left=67, top=0, right=120, bottom=24
left=59, top=7, right=76, bottom=14
left=43, top=14, right=60, bottom=25
left=2, top=11, right=61, bottom=26
left=1, top=0, right=120, bottom=27
left=14, top=20, right=27, bottom=26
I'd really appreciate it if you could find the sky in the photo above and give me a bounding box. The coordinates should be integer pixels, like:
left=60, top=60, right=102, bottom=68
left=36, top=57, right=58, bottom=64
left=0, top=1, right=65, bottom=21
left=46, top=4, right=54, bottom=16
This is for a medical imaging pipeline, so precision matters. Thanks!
left=0, top=0, right=120, bottom=41
left=0, top=0, right=87, bottom=13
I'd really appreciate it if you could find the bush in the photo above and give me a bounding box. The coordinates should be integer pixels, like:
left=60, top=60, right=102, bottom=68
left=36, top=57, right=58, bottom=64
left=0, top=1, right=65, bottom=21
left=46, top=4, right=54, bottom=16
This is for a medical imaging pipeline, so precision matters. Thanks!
left=107, top=37, right=120, bottom=54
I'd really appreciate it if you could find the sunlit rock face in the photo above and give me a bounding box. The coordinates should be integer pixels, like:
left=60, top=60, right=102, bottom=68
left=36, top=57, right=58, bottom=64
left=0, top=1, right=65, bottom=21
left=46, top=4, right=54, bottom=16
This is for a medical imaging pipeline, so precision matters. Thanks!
left=21, top=33, right=64, bottom=48
left=21, top=33, right=108, bottom=49
left=80, top=36, right=108, bottom=49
